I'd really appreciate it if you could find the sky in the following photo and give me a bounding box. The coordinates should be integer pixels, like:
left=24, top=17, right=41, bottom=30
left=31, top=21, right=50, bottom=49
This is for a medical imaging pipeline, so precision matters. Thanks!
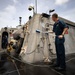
left=0, top=0, right=75, bottom=28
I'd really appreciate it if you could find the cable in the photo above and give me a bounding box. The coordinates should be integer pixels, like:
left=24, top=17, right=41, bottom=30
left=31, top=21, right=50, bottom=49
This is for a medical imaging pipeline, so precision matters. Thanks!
left=6, top=52, right=51, bottom=68
left=2, top=69, right=24, bottom=75
left=6, top=52, right=75, bottom=66
left=24, top=48, right=36, bottom=55
left=3, top=52, right=75, bottom=75
left=51, top=68, right=64, bottom=75
left=5, top=52, right=65, bottom=75
left=66, top=57, right=75, bottom=63
left=12, top=60, right=20, bottom=75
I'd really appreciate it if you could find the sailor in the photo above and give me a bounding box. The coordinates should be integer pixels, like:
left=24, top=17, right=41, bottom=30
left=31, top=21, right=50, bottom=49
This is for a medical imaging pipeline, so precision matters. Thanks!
left=17, top=28, right=24, bottom=54
left=2, top=35, right=8, bottom=49
left=52, top=13, right=69, bottom=71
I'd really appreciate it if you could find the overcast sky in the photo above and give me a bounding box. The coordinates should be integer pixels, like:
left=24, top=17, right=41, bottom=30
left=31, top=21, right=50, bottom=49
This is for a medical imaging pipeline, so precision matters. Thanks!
left=0, top=0, right=75, bottom=28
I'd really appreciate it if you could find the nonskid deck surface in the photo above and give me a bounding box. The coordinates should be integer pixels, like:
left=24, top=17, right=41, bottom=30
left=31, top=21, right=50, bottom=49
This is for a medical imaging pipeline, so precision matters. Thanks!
left=0, top=53, right=75, bottom=75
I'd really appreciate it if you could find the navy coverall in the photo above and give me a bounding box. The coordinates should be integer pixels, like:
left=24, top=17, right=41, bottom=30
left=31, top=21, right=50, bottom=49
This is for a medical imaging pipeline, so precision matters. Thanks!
left=53, top=20, right=68, bottom=69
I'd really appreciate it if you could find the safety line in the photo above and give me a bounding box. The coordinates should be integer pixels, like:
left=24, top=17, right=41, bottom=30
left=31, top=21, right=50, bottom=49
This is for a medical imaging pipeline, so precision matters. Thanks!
left=66, top=57, right=75, bottom=63
left=51, top=68, right=64, bottom=75
left=2, top=69, right=24, bottom=75
left=6, top=53, right=64, bottom=75
left=3, top=52, right=75, bottom=75
left=12, top=60, right=20, bottom=75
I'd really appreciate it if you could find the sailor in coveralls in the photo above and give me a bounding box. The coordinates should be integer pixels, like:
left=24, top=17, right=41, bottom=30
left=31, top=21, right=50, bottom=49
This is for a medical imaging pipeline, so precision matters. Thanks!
left=52, top=13, right=69, bottom=71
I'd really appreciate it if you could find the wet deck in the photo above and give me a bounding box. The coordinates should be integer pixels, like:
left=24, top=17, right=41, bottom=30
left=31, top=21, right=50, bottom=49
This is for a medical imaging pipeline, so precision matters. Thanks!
left=0, top=53, right=75, bottom=75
